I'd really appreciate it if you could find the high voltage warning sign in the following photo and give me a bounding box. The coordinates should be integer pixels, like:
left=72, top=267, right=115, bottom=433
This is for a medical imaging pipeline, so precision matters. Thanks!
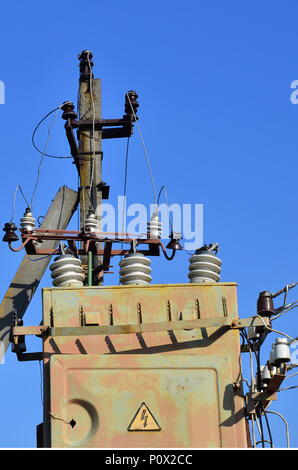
left=127, top=403, right=161, bottom=432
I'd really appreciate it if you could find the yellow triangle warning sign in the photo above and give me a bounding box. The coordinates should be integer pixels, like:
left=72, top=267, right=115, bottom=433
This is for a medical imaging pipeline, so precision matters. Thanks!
left=127, top=402, right=161, bottom=432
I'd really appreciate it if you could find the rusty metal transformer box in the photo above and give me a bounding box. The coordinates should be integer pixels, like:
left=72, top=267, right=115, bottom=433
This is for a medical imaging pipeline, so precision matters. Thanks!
left=41, top=283, right=248, bottom=448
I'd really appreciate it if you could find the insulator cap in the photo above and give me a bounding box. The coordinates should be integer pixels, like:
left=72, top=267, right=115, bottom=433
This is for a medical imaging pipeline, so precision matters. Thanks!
left=50, top=254, right=85, bottom=287
left=119, top=252, right=152, bottom=285
left=257, top=291, right=274, bottom=316
left=188, top=246, right=222, bottom=283
left=2, top=222, right=19, bottom=242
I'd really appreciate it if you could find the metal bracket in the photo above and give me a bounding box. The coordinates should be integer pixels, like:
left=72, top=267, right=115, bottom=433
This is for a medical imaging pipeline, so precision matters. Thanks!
left=246, top=373, right=286, bottom=415
left=11, top=315, right=270, bottom=339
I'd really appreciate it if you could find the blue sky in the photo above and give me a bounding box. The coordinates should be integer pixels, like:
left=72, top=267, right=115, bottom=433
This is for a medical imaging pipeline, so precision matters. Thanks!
left=0, top=0, right=298, bottom=448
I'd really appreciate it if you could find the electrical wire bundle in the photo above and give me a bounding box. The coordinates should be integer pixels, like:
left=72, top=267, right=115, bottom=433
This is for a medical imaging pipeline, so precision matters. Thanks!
left=240, top=282, right=298, bottom=448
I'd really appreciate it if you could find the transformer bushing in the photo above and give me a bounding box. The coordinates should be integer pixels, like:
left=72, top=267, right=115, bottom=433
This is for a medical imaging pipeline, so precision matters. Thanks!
left=50, top=254, right=85, bottom=287
left=20, top=209, right=36, bottom=232
left=188, top=247, right=222, bottom=283
left=119, top=252, right=152, bottom=285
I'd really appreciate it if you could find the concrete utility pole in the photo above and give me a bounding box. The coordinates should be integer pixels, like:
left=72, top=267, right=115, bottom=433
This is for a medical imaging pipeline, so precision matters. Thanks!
left=0, top=186, right=78, bottom=354
left=78, top=50, right=103, bottom=285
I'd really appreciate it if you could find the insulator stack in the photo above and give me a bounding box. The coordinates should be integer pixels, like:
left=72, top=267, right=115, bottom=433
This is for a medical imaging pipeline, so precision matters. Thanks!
left=119, top=252, right=152, bottom=285
left=147, top=214, right=162, bottom=239
left=85, top=212, right=99, bottom=232
left=20, top=209, right=36, bottom=232
left=188, top=246, right=222, bottom=283
left=50, top=254, right=85, bottom=287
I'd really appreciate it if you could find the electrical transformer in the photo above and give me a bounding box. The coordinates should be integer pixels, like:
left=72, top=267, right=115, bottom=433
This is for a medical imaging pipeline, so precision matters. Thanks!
left=41, top=282, right=249, bottom=448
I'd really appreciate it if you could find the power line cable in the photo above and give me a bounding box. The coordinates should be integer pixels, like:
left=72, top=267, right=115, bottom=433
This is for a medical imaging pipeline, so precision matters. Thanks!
left=126, top=92, right=157, bottom=207
left=31, top=103, right=65, bottom=210
left=119, top=137, right=131, bottom=283
left=285, top=372, right=298, bottom=381
left=32, top=106, right=72, bottom=159
left=10, top=184, right=31, bottom=222
left=254, top=315, right=294, bottom=342
left=157, top=185, right=173, bottom=235
left=271, top=302, right=298, bottom=321
left=278, top=385, right=298, bottom=391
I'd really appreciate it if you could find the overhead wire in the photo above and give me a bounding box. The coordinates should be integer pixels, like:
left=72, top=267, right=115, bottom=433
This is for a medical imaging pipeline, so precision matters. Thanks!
left=32, top=106, right=72, bottom=159
left=31, top=103, right=65, bottom=210
left=119, top=137, right=131, bottom=278
left=10, top=184, right=31, bottom=222
left=157, top=185, right=173, bottom=235
left=126, top=92, right=157, bottom=207
left=284, top=371, right=298, bottom=381
left=254, top=314, right=294, bottom=342
left=278, top=385, right=298, bottom=391
left=271, top=302, right=298, bottom=321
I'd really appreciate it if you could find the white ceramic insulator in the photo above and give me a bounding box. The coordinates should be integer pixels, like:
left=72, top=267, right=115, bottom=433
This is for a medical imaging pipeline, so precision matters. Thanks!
left=50, top=254, right=85, bottom=287
left=20, top=211, right=36, bottom=232
left=274, top=337, right=291, bottom=363
left=119, top=253, right=152, bottom=285
left=147, top=214, right=162, bottom=239
left=188, top=250, right=222, bottom=283
left=261, top=365, right=271, bottom=384
left=85, top=213, right=99, bottom=232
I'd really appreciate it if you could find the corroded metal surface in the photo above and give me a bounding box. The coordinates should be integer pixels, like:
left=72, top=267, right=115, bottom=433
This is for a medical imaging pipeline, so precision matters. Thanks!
left=42, top=283, right=248, bottom=448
